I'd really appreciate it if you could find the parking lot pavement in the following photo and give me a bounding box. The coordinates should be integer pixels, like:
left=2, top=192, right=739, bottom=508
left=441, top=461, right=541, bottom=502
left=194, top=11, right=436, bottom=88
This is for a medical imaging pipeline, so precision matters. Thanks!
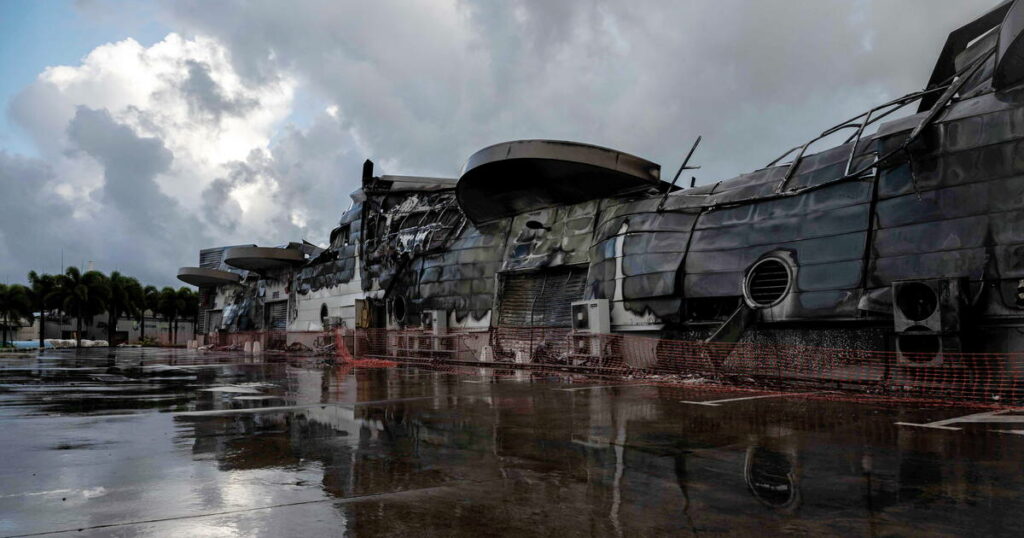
left=2, top=348, right=1023, bottom=537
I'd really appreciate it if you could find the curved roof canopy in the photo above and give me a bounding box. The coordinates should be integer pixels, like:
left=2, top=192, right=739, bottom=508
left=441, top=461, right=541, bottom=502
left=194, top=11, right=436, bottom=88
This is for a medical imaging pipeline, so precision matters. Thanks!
left=177, top=267, right=242, bottom=287
left=223, top=246, right=306, bottom=272
left=995, top=0, right=1024, bottom=88
left=456, top=140, right=669, bottom=225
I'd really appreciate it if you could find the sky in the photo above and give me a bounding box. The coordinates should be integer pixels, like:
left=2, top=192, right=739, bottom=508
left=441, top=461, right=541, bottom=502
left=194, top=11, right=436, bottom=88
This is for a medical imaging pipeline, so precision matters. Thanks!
left=0, top=0, right=1004, bottom=288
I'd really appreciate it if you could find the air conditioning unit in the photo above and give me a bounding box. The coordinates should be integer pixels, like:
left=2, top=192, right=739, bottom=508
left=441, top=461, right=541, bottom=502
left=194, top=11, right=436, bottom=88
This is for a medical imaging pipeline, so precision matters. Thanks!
left=892, top=279, right=964, bottom=333
left=421, top=310, right=448, bottom=336
left=896, top=332, right=961, bottom=368
left=571, top=300, right=610, bottom=334
left=571, top=300, right=610, bottom=361
left=892, top=279, right=965, bottom=367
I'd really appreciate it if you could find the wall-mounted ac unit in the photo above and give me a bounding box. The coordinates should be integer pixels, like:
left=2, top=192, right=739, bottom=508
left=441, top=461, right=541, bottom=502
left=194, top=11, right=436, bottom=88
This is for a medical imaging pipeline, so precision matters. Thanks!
left=895, top=332, right=961, bottom=368
left=892, top=279, right=965, bottom=367
left=421, top=310, right=448, bottom=336
left=892, top=279, right=964, bottom=333
left=571, top=300, right=610, bottom=334
left=571, top=300, right=610, bottom=360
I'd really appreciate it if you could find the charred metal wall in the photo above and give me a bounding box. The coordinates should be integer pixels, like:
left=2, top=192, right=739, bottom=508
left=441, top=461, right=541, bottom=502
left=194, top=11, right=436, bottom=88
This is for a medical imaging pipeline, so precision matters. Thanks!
left=684, top=141, right=876, bottom=322
left=589, top=197, right=697, bottom=326
left=361, top=190, right=466, bottom=292
left=871, top=88, right=1024, bottom=316
left=415, top=220, right=508, bottom=324
left=295, top=203, right=362, bottom=294
left=503, top=202, right=596, bottom=271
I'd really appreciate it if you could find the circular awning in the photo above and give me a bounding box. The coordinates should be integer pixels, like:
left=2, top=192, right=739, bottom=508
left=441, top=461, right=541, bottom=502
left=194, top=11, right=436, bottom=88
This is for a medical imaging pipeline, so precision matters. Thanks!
left=457, top=140, right=667, bottom=225
left=223, top=246, right=305, bottom=272
left=177, top=267, right=242, bottom=287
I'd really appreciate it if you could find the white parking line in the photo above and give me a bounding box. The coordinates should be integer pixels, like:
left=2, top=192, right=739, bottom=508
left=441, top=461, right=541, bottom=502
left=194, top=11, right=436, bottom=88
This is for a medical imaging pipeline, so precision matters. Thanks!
left=679, top=391, right=820, bottom=407
left=556, top=384, right=651, bottom=393
left=896, top=409, right=1024, bottom=431
left=174, top=396, right=439, bottom=416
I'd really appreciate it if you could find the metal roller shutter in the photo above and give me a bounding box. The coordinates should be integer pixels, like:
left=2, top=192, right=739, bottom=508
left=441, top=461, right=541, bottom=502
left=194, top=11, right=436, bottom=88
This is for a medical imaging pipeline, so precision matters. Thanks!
left=267, top=301, right=288, bottom=329
left=498, top=268, right=588, bottom=327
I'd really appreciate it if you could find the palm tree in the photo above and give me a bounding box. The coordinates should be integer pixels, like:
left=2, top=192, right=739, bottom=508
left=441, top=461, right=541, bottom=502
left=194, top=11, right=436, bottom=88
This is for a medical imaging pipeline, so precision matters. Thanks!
left=181, top=288, right=200, bottom=338
left=0, top=284, right=34, bottom=346
left=125, top=280, right=144, bottom=343
left=54, top=267, right=110, bottom=348
left=157, top=287, right=184, bottom=345
left=105, top=272, right=142, bottom=345
left=140, top=285, right=159, bottom=343
left=173, top=288, right=196, bottom=345
left=27, top=271, right=58, bottom=349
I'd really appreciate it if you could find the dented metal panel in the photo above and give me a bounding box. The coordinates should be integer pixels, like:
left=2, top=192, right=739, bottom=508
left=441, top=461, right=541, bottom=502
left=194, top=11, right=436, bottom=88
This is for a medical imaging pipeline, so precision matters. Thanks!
left=414, top=220, right=508, bottom=322
left=503, top=201, right=597, bottom=271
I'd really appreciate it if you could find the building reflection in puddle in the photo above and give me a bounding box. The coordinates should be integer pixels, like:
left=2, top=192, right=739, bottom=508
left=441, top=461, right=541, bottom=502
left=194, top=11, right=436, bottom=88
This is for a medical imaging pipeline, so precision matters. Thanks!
left=173, top=366, right=1024, bottom=536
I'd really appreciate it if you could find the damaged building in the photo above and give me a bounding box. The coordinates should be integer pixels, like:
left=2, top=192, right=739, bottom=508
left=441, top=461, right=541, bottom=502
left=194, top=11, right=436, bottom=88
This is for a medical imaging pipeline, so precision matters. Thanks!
left=180, top=0, right=1024, bottom=380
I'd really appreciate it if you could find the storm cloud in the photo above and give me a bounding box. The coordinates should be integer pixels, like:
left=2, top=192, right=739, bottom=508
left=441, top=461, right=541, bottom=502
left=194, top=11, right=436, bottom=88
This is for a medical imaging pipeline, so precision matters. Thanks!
left=165, top=0, right=1002, bottom=179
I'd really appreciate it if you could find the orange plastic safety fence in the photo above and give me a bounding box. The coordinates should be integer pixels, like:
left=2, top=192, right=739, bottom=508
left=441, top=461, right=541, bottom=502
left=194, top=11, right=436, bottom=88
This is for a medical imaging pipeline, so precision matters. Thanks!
left=193, top=327, right=1024, bottom=405
left=351, top=326, right=1024, bottom=405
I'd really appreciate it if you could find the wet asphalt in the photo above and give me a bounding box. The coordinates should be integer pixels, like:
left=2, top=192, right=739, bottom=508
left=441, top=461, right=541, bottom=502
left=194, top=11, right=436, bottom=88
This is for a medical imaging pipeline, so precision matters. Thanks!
left=1, top=348, right=1023, bottom=537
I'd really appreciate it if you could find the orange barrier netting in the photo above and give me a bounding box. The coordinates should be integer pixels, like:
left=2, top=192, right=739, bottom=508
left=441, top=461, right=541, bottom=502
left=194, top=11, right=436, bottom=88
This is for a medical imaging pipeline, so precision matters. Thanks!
left=194, top=327, right=1024, bottom=406
left=353, top=327, right=1024, bottom=406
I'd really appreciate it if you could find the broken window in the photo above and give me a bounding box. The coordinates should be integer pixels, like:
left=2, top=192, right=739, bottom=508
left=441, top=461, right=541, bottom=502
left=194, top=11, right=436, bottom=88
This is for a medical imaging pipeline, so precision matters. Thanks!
left=331, top=225, right=351, bottom=249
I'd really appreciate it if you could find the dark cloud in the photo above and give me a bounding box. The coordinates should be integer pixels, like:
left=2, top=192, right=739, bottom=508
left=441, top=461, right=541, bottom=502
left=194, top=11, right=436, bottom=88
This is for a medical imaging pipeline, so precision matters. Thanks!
left=67, top=107, right=174, bottom=221
left=0, top=147, right=187, bottom=286
left=200, top=113, right=366, bottom=243
left=56, top=107, right=209, bottom=285
left=0, top=152, right=78, bottom=280
left=262, top=113, right=366, bottom=235
left=200, top=176, right=245, bottom=231
left=180, top=59, right=259, bottom=121
left=166, top=0, right=1002, bottom=182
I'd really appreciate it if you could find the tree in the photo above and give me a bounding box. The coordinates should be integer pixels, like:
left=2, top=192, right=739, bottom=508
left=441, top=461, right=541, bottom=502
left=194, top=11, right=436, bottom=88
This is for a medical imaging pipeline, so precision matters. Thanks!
left=27, top=271, right=58, bottom=349
left=140, top=285, right=159, bottom=343
left=54, top=267, right=110, bottom=348
left=105, top=272, right=142, bottom=345
left=0, top=284, right=34, bottom=346
left=157, top=287, right=184, bottom=345
left=179, top=288, right=199, bottom=342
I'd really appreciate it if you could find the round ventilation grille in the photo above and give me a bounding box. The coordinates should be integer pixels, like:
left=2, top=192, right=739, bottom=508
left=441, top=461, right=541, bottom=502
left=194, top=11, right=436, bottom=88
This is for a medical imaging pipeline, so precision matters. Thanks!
left=745, top=447, right=797, bottom=509
left=392, top=295, right=407, bottom=323
left=895, top=282, right=938, bottom=322
left=745, top=259, right=792, bottom=307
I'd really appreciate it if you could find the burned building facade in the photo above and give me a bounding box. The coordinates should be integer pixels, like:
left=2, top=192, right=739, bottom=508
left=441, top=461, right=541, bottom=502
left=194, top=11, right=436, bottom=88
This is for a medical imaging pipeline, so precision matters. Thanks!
left=180, top=0, right=1024, bottom=368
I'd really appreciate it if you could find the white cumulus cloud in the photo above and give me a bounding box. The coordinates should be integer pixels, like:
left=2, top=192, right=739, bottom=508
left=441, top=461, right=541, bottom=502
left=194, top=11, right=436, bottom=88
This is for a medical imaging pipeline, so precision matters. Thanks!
left=2, top=32, right=351, bottom=285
